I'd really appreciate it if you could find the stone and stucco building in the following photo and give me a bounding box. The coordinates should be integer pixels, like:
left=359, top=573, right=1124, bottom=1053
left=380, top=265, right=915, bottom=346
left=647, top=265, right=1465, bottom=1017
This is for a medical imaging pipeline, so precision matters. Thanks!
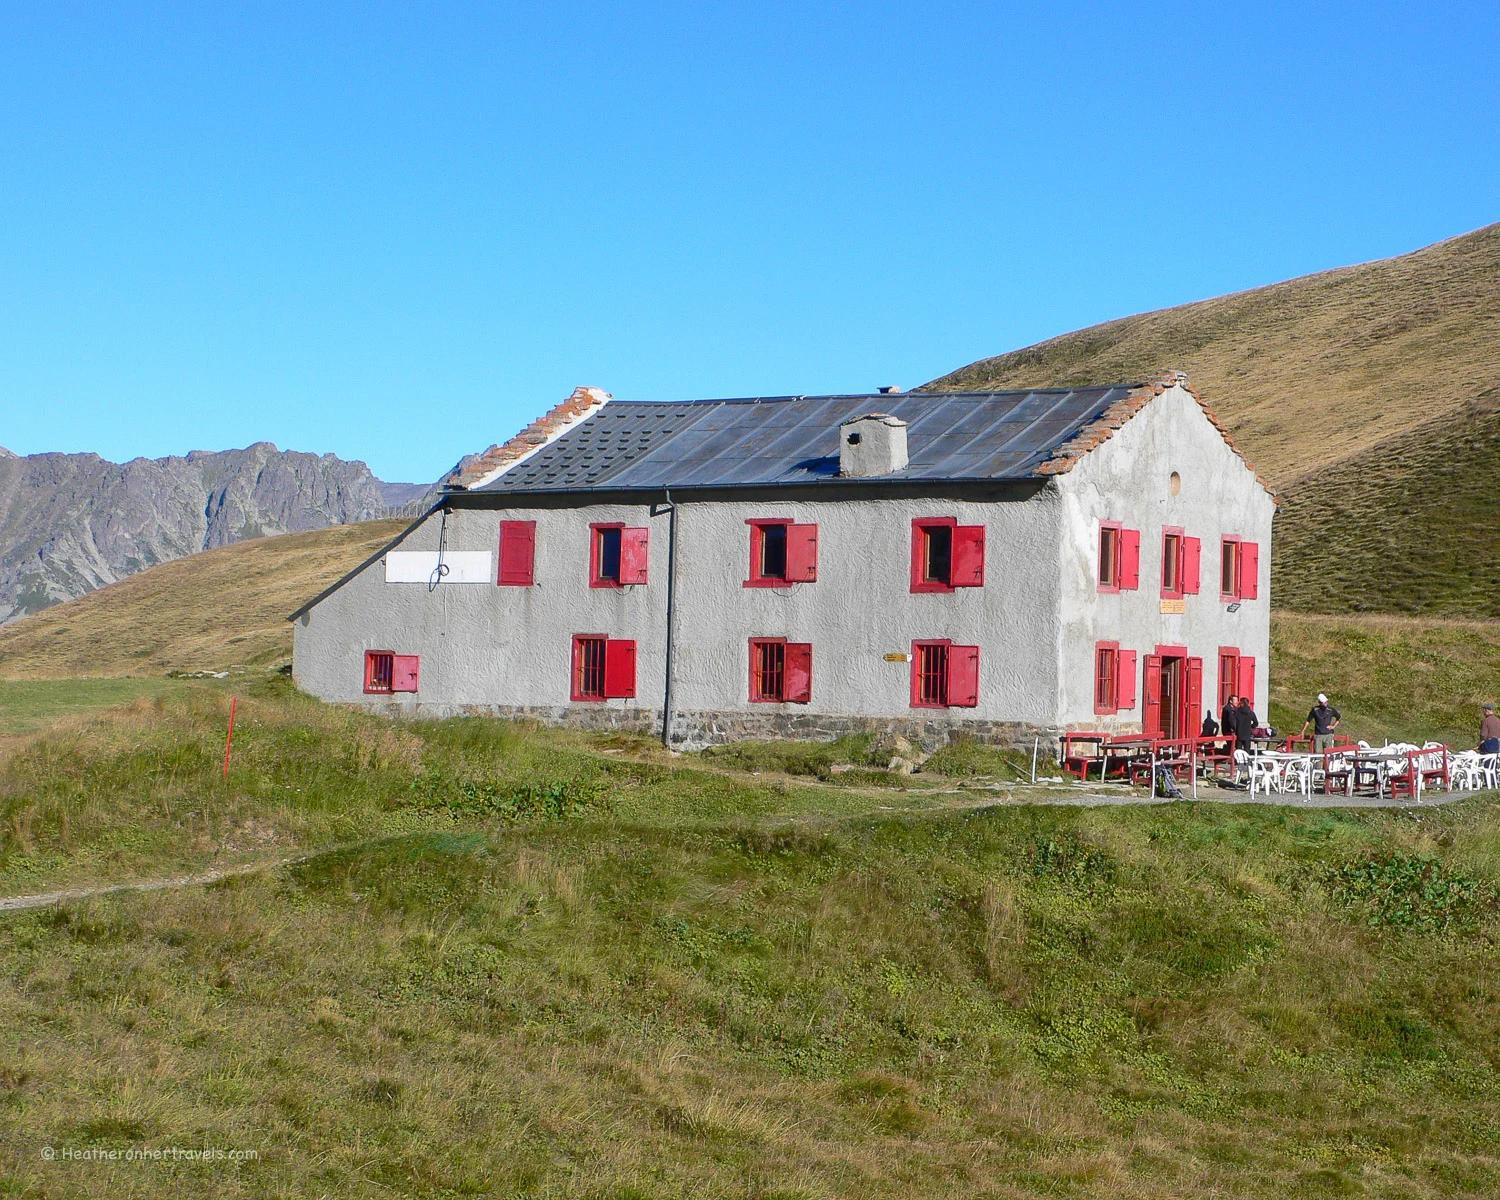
left=290, top=373, right=1275, bottom=750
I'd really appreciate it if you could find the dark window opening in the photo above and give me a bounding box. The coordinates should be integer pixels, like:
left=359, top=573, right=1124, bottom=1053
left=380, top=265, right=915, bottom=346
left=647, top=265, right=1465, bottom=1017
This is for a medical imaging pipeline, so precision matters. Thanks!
left=1099, top=526, right=1120, bottom=588
left=1095, top=646, right=1117, bottom=712
left=1162, top=532, right=1183, bottom=596
left=923, top=525, right=953, bottom=585
left=759, top=524, right=787, bottom=580
left=596, top=528, right=622, bottom=584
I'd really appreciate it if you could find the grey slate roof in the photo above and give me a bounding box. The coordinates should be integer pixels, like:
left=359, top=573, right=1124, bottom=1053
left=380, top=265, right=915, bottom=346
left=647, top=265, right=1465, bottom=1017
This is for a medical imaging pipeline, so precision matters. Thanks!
left=470, top=387, right=1139, bottom=494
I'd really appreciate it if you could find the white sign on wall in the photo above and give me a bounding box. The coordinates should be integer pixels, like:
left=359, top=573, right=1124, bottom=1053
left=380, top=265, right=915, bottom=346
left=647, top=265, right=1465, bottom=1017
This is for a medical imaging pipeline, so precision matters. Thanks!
left=384, top=551, right=494, bottom=584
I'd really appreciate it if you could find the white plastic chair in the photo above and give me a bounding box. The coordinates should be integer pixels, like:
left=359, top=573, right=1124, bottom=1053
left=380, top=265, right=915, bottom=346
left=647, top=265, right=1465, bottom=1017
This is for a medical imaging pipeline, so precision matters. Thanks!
left=1480, top=754, right=1500, bottom=790
left=1282, top=757, right=1313, bottom=799
left=1451, top=752, right=1482, bottom=790
left=1249, top=756, right=1283, bottom=797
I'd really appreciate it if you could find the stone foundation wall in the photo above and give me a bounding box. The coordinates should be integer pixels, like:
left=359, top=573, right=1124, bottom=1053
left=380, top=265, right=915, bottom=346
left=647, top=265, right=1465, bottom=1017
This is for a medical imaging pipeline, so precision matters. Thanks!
left=356, top=698, right=1058, bottom=753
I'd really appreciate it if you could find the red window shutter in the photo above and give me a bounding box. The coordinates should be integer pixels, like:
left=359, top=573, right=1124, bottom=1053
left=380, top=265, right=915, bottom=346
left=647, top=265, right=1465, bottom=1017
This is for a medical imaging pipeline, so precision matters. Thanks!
left=784, top=642, right=812, bottom=703
left=1186, top=656, right=1203, bottom=725
left=603, top=639, right=637, bottom=698
left=948, top=645, right=980, bottom=707
left=953, top=525, right=985, bottom=587
left=1121, top=529, right=1141, bottom=590
left=497, top=520, right=536, bottom=585
left=909, top=521, right=925, bottom=592
left=786, top=524, right=818, bottom=582
left=1239, top=541, right=1260, bottom=599
left=1183, top=536, right=1201, bottom=595
left=1237, top=656, right=1256, bottom=710
left=1142, top=654, right=1163, bottom=736
left=619, top=527, right=650, bottom=585
left=1118, top=650, right=1137, bottom=709
left=392, top=655, right=420, bottom=693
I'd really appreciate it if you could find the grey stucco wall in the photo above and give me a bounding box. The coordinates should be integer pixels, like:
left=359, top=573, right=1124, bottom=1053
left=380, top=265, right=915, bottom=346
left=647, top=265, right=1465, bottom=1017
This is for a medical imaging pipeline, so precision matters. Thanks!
left=1055, top=384, right=1277, bottom=730
left=292, top=490, right=1068, bottom=739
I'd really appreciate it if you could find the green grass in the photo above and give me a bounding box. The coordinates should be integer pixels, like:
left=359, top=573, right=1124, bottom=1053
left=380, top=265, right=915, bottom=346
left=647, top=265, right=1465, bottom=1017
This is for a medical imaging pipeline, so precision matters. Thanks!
left=0, top=677, right=186, bottom=735
left=1272, top=392, right=1500, bottom=618
left=1270, top=611, right=1500, bottom=748
left=3, top=682, right=1500, bottom=1196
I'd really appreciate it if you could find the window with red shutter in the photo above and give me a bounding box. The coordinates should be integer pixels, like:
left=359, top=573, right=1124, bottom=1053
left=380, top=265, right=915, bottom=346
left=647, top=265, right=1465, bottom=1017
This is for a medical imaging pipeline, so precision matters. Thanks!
left=746, top=520, right=818, bottom=586
left=1094, top=641, right=1119, bottom=715
left=572, top=636, right=607, bottom=700
left=1183, top=536, right=1201, bottom=595
left=1239, top=542, right=1260, bottom=600
left=392, top=654, right=420, bottom=693
left=911, top=519, right=983, bottom=591
left=603, top=639, right=637, bottom=697
left=1117, top=650, right=1137, bottom=710
left=591, top=525, right=648, bottom=587
left=1120, top=529, right=1141, bottom=590
left=1098, top=523, right=1122, bottom=592
left=497, top=520, right=536, bottom=586
left=619, top=527, right=650, bottom=585
left=365, top=651, right=395, bottom=694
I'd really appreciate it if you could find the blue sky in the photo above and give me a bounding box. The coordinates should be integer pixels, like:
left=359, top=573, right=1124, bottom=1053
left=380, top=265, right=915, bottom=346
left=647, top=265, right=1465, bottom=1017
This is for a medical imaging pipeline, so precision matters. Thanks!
left=2, top=2, right=1496, bottom=483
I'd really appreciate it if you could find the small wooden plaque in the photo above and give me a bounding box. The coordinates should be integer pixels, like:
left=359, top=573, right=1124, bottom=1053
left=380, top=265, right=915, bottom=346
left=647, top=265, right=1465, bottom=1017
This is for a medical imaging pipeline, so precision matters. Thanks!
left=1160, top=598, right=1186, bottom=615
left=884, top=652, right=910, bottom=662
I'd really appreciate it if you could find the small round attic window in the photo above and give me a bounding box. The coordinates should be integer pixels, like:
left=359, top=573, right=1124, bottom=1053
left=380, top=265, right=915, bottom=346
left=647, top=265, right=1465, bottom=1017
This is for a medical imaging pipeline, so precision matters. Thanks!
left=1169, top=471, right=1182, bottom=496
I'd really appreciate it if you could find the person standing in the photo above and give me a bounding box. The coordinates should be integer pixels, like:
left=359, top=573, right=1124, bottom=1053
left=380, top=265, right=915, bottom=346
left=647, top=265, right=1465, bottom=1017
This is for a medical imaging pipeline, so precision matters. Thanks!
left=1231, top=695, right=1258, bottom=755
left=1479, top=703, right=1500, bottom=755
left=1300, top=693, right=1343, bottom=753
left=1221, top=694, right=1238, bottom=743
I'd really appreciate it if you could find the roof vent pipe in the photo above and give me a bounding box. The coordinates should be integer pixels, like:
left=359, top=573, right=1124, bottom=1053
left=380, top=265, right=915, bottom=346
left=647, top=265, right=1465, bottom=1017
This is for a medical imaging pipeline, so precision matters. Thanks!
left=878, top=385, right=901, bottom=394
left=839, top=413, right=909, bottom=477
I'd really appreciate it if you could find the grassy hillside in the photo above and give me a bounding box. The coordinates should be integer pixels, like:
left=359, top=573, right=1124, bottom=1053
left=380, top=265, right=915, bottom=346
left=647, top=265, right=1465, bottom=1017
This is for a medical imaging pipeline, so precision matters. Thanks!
left=3, top=683, right=1500, bottom=1197
left=926, top=223, right=1500, bottom=616
left=926, top=222, right=1500, bottom=490
left=0, top=519, right=406, bottom=679
left=1272, top=390, right=1500, bottom=617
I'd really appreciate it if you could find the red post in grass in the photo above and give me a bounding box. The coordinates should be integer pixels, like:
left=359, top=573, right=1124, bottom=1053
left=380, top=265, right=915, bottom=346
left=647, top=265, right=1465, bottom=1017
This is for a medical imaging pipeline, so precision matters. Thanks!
left=222, top=697, right=237, bottom=780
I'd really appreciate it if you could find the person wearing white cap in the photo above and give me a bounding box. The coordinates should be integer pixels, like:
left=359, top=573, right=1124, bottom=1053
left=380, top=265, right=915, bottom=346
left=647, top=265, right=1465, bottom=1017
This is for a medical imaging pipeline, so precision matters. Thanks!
left=1300, top=693, right=1342, bottom=752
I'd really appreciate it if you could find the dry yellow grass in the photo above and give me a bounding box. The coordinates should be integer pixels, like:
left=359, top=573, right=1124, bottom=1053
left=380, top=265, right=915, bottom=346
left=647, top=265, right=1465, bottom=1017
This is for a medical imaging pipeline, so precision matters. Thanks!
left=926, top=222, right=1500, bottom=488
left=0, top=520, right=407, bottom=679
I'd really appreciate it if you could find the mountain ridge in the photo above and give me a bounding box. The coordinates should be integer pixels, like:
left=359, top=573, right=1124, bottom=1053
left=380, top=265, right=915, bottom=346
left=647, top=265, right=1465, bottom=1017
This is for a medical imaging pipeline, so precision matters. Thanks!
left=0, top=442, right=428, bottom=624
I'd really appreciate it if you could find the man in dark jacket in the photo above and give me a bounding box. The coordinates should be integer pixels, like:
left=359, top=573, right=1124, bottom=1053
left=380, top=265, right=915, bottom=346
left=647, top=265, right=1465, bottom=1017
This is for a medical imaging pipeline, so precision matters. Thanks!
left=1231, top=696, right=1258, bottom=755
left=1221, top=695, right=1238, bottom=742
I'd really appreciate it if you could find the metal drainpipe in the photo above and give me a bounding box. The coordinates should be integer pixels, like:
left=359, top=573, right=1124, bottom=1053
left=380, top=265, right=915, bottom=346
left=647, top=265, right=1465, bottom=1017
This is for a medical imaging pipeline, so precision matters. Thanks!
left=659, top=488, right=680, bottom=749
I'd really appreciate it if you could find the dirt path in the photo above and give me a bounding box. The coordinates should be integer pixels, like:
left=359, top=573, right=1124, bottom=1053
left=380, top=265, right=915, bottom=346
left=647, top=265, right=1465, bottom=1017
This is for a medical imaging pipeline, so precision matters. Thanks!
left=0, top=786, right=1485, bottom=915
left=0, top=852, right=321, bottom=914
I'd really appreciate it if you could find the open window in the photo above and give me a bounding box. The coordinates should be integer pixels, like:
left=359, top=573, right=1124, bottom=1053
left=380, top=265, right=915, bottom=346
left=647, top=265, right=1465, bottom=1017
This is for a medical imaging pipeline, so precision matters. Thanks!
left=1161, top=528, right=1185, bottom=599
left=591, top=524, right=649, bottom=587
left=571, top=635, right=636, bottom=701
left=365, top=651, right=419, bottom=694
left=748, top=638, right=812, bottom=703
left=746, top=520, right=818, bottom=586
left=1220, top=537, right=1259, bottom=601
left=1098, top=522, right=1140, bottom=592
left=910, top=640, right=979, bottom=708
left=1217, top=647, right=1240, bottom=710
left=911, top=519, right=984, bottom=592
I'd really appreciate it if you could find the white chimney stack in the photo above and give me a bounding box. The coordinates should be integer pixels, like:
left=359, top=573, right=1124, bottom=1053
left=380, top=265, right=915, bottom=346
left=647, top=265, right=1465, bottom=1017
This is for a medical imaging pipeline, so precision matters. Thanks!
left=839, top=413, right=909, bottom=477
